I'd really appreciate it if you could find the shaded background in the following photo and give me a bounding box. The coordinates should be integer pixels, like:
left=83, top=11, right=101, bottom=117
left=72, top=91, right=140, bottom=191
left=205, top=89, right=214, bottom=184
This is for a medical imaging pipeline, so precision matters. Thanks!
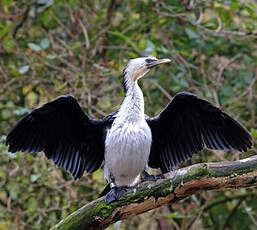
left=0, top=0, right=257, bottom=229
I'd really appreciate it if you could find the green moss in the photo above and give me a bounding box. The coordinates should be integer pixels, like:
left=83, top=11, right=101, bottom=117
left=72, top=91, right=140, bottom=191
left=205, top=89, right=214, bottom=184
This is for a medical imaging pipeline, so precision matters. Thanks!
left=212, top=164, right=257, bottom=177
left=189, top=164, right=214, bottom=178
left=93, top=202, right=113, bottom=218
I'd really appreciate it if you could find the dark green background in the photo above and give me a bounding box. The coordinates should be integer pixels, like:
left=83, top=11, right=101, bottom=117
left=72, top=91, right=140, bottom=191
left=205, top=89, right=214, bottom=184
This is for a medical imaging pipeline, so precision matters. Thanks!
left=0, top=0, right=256, bottom=229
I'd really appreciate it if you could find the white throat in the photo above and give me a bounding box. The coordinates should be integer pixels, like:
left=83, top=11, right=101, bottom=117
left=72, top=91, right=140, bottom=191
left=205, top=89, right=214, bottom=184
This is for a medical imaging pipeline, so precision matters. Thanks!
left=117, top=73, right=145, bottom=122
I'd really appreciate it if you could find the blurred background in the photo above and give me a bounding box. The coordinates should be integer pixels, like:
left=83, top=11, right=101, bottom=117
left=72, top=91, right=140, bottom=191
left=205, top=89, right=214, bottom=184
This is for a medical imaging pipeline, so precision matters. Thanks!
left=0, top=0, right=257, bottom=229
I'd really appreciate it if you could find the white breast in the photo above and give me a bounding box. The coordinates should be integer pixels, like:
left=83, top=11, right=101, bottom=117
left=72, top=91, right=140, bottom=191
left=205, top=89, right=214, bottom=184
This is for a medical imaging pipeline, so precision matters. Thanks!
left=104, top=76, right=151, bottom=186
left=104, top=119, right=152, bottom=186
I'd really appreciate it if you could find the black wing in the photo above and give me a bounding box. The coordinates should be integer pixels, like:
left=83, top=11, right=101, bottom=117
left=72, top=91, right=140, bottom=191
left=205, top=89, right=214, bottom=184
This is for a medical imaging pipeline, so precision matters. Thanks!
left=147, top=92, right=252, bottom=173
left=6, top=95, right=114, bottom=180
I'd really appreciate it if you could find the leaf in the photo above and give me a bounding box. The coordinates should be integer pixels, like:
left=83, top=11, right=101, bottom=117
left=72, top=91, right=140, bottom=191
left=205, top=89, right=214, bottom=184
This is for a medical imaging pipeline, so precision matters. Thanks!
left=37, top=0, right=54, bottom=13
left=3, top=39, right=15, bottom=53
left=108, top=31, right=139, bottom=51
left=22, top=85, right=33, bottom=95
left=13, top=108, right=29, bottom=116
left=18, top=65, right=30, bottom=74
left=250, top=128, right=257, bottom=139
left=30, top=173, right=41, bottom=182
left=40, top=38, right=50, bottom=49
left=5, top=151, right=17, bottom=159
left=0, top=22, right=11, bottom=37
left=71, top=42, right=81, bottom=51
left=46, top=54, right=56, bottom=59
left=26, top=91, right=38, bottom=107
left=185, top=28, right=198, bottom=39
left=144, top=40, right=156, bottom=54
left=2, top=0, right=12, bottom=6
left=37, top=0, right=51, bottom=3
left=28, top=43, right=42, bottom=52
left=0, top=223, right=8, bottom=230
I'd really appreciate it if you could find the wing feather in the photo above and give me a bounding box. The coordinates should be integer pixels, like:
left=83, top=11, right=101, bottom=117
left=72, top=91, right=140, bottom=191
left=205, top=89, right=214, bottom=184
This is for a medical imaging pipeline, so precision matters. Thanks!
left=6, top=95, right=114, bottom=180
left=147, top=92, right=252, bottom=173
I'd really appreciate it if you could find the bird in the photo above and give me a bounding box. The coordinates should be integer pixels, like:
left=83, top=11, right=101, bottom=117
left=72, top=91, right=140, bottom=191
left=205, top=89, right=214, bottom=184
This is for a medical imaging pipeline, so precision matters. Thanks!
left=6, top=56, right=252, bottom=204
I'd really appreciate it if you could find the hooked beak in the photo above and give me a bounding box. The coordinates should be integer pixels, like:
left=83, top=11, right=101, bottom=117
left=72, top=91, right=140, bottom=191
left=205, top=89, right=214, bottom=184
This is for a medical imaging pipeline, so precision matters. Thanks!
left=147, top=58, right=171, bottom=69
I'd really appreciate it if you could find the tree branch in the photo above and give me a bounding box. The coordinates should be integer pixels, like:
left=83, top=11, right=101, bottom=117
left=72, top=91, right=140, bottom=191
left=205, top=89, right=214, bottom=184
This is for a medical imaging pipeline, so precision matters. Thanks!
left=50, top=155, right=257, bottom=230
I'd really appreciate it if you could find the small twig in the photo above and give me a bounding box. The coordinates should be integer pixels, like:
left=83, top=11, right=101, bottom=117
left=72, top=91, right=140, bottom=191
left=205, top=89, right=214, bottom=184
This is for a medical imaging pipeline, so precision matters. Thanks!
left=216, top=53, right=241, bottom=89
left=227, top=67, right=257, bottom=105
left=215, top=16, right=222, bottom=33
left=77, top=18, right=90, bottom=50
left=186, top=194, right=213, bottom=230
left=92, top=25, right=112, bottom=42
left=53, top=52, right=84, bottom=73
left=0, top=65, right=9, bottom=80
left=149, top=79, right=173, bottom=100
left=156, top=2, right=254, bottom=38
left=53, top=13, right=76, bottom=39
left=212, top=89, right=220, bottom=108
left=204, top=193, right=255, bottom=212
left=222, top=197, right=245, bottom=230
left=106, top=0, right=118, bottom=25
left=13, top=5, right=31, bottom=38
left=242, top=201, right=257, bottom=227
left=187, top=0, right=194, bottom=10
left=55, top=37, right=75, bottom=56
left=7, top=196, right=12, bottom=212
left=101, top=45, right=135, bottom=51
left=89, top=105, right=107, bottom=117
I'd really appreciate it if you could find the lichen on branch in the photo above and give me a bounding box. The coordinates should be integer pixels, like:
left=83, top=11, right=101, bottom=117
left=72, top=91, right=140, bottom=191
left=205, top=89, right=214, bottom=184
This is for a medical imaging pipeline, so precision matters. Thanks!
left=50, top=155, right=257, bottom=230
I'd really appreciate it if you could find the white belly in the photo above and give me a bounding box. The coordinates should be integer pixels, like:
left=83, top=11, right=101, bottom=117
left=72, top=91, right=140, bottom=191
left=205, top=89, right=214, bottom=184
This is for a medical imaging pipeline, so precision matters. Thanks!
left=104, top=120, right=152, bottom=186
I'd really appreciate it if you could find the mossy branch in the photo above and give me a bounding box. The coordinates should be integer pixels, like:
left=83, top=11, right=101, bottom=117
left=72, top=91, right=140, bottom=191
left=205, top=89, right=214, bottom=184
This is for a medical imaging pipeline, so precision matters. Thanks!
left=50, top=155, right=257, bottom=230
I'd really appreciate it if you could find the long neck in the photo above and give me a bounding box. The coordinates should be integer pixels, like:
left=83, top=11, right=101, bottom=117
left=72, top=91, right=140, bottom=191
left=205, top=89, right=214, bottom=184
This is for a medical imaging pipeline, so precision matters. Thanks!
left=117, top=73, right=145, bottom=122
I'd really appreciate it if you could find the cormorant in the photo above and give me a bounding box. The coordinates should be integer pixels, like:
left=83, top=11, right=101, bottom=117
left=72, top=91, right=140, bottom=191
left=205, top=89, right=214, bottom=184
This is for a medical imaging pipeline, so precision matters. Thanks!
left=6, top=56, right=252, bottom=204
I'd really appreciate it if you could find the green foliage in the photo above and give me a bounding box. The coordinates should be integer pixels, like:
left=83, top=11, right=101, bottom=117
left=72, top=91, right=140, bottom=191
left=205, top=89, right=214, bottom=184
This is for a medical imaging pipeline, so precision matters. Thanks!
left=0, top=0, right=256, bottom=229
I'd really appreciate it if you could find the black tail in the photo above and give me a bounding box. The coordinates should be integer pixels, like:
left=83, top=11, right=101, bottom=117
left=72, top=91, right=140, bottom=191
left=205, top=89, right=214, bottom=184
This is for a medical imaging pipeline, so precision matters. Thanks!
left=98, top=184, right=111, bottom=198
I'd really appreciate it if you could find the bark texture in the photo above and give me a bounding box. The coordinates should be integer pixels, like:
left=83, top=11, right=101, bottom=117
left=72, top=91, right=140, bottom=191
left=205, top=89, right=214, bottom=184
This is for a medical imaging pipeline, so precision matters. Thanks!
left=50, top=155, right=257, bottom=230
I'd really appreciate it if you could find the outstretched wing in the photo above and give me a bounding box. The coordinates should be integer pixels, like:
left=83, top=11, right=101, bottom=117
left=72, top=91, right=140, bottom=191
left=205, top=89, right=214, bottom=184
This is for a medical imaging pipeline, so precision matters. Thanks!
left=147, top=92, right=252, bottom=173
left=6, top=95, right=113, bottom=180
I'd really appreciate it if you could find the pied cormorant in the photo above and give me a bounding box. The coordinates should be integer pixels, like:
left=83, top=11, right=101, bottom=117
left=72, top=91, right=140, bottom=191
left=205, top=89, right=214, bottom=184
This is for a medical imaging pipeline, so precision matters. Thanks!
left=6, top=56, right=252, bottom=203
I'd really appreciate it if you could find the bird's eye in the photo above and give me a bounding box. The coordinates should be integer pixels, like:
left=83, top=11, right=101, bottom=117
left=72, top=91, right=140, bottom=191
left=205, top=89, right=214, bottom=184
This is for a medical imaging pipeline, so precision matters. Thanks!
left=145, top=58, right=155, bottom=63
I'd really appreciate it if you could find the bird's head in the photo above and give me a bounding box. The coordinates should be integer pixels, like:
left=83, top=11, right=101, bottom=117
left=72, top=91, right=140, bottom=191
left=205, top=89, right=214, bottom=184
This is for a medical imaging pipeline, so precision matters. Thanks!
left=124, top=56, right=171, bottom=82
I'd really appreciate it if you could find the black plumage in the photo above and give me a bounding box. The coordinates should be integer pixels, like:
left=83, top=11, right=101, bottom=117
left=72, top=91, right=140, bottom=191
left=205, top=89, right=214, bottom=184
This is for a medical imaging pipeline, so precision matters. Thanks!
left=147, top=92, right=252, bottom=173
left=6, top=95, right=115, bottom=180
left=6, top=92, right=252, bottom=179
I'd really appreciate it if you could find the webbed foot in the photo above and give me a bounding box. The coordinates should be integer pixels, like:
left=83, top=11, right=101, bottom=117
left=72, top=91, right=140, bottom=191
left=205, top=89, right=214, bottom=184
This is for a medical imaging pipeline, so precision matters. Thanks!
left=141, top=173, right=165, bottom=182
left=105, top=187, right=128, bottom=204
